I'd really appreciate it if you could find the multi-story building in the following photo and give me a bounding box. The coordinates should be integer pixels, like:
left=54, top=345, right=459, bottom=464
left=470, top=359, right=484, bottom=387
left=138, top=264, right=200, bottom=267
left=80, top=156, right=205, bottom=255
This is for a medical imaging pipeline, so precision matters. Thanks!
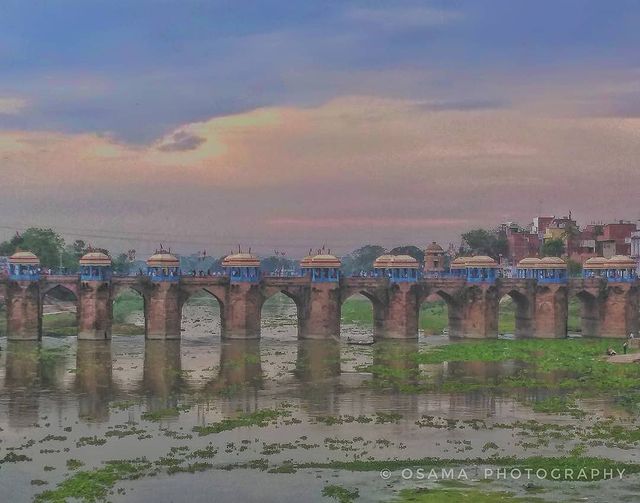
left=627, top=228, right=640, bottom=273
left=505, top=225, right=540, bottom=264
left=531, top=216, right=555, bottom=239
left=597, top=221, right=637, bottom=258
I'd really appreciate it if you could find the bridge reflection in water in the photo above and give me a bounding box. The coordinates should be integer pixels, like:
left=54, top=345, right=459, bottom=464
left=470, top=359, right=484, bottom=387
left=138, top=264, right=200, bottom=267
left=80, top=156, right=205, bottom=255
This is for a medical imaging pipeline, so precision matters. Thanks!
left=0, top=333, right=575, bottom=430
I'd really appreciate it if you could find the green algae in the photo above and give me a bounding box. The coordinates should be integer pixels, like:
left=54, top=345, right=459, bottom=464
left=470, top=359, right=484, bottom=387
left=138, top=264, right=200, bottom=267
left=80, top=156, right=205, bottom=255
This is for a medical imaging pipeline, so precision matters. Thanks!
left=390, top=487, right=540, bottom=503
left=35, top=459, right=152, bottom=503
left=322, top=484, right=360, bottom=503
left=192, top=408, right=290, bottom=436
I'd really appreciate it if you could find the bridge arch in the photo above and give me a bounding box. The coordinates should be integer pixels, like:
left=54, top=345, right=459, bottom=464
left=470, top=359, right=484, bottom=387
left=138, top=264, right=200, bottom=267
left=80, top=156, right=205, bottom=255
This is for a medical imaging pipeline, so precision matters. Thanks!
left=41, top=284, right=78, bottom=337
left=260, top=290, right=300, bottom=341
left=340, top=290, right=385, bottom=341
left=497, top=288, right=533, bottom=338
left=572, top=289, right=600, bottom=337
left=419, top=290, right=456, bottom=337
left=180, top=287, right=224, bottom=340
left=111, top=286, right=146, bottom=336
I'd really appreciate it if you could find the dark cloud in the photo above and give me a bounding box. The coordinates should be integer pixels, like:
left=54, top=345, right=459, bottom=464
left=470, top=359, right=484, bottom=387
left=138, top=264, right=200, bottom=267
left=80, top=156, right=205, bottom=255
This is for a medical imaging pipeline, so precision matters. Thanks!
left=157, top=131, right=205, bottom=151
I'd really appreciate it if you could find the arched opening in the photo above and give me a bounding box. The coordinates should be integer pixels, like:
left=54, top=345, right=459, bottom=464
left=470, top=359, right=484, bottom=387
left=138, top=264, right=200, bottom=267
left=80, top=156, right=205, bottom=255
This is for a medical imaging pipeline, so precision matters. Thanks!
left=341, top=292, right=379, bottom=342
left=181, top=289, right=223, bottom=341
left=41, top=285, right=78, bottom=337
left=419, top=292, right=451, bottom=337
left=112, top=287, right=145, bottom=336
left=260, top=291, right=299, bottom=341
left=574, top=291, right=599, bottom=337
left=498, top=291, right=532, bottom=338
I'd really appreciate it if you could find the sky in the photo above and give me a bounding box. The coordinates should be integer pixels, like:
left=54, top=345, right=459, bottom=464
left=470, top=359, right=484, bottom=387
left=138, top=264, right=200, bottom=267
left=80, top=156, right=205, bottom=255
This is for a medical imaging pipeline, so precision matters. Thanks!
left=1, top=0, right=640, bottom=257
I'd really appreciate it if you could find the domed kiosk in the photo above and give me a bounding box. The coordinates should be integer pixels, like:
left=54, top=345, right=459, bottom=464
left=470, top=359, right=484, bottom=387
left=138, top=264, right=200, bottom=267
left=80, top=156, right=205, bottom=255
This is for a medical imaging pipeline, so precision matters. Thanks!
left=299, top=250, right=315, bottom=275
left=373, top=254, right=420, bottom=282
left=449, top=256, right=468, bottom=279
left=539, top=256, right=568, bottom=283
left=8, top=251, right=40, bottom=281
left=583, top=257, right=608, bottom=279
left=79, top=251, right=112, bottom=281
left=222, top=252, right=261, bottom=283
left=606, top=255, right=637, bottom=282
left=147, top=251, right=180, bottom=282
left=465, top=255, right=498, bottom=283
left=301, top=252, right=341, bottom=282
left=516, top=257, right=541, bottom=279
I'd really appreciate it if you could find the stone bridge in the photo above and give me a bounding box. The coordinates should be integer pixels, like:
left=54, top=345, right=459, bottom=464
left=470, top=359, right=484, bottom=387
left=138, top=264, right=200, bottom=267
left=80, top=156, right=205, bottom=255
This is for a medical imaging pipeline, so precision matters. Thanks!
left=0, top=276, right=637, bottom=341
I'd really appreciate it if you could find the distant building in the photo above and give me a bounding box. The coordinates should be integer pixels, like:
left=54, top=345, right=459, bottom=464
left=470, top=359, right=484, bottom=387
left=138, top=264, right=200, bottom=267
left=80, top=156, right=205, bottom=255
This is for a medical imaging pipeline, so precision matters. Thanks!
left=424, top=242, right=446, bottom=273
left=597, top=221, right=637, bottom=258
left=532, top=216, right=555, bottom=239
left=505, top=225, right=540, bottom=264
left=630, top=229, right=640, bottom=273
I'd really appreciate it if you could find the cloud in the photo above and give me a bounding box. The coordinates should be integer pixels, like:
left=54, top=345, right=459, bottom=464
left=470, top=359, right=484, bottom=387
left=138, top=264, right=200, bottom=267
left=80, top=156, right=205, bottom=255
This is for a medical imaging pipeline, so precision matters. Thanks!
left=0, top=97, right=28, bottom=115
left=1, top=94, right=640, bottom=254
left=157, top=131, right=206, bottom=152
left=345, top=6, right=461, bottom=30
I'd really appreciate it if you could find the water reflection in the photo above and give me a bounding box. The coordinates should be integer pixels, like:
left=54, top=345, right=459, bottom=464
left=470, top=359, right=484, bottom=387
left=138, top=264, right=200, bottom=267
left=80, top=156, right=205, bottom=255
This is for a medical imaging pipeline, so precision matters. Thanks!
left=75, top=340, right=113, bottom=422
left=4, top=341, right=41, bottom=427
left=142, top=340, right=183, bottom=412
left=198, top=340, right=265, bottom=414
left=295, top=340, right=341, bottom=415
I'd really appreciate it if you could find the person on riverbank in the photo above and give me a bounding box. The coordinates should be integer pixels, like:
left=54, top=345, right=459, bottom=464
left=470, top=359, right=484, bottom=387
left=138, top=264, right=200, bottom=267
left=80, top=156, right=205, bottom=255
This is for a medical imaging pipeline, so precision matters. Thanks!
left=623, top=342, right=628, bottom=354
left=607, top=347, right=617, bottom=356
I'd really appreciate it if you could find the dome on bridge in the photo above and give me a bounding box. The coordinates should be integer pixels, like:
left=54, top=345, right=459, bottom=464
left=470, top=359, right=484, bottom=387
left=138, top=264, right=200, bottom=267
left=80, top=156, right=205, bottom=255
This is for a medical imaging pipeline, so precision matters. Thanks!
left=517, top=257, right=541, bottom=268
left=373, top=254, right=393, bottom=268
left=584, top=257, right=608, bottom=269
left=607, top=255, right=636, bottom=268
left=147, top=252, right=180, bottom=268
left=79, top=251, right=111, bottom=267
left=450, top=257, right=468, bottom=269
left=465, top=255, right=498, bottom=268
left=222, top=253, right=261, bottom=268
left=425, top=242, right=444, bottom=254
left=9, top=251, right=40, bottom=265
left=539, top=256, right=566, bottom=269
left=309, top=254, right=341, bottom=268
left=374, top=254, right=419, bottom=269
left=300, top=253, right=315, bottom=269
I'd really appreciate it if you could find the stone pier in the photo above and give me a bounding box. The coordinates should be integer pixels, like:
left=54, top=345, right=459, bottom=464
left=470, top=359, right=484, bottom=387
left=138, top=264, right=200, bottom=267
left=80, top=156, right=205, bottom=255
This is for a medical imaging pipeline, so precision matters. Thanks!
left=78, top=282, right=113, bottom=340
left=6, top=281, right=41, bottom=341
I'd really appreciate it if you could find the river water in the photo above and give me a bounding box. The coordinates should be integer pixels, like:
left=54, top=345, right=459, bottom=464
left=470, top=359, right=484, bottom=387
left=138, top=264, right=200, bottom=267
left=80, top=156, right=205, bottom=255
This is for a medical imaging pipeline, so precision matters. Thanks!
left=1, top=300, right=639, bottom=502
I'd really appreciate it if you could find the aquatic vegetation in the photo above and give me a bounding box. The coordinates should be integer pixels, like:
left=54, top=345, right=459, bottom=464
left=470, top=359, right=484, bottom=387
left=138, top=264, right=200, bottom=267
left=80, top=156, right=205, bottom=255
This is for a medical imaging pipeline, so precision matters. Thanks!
left=76, top=436, right=107, bottom=448
left=322, top=484, right=360, bottom=503
left=0, top=452, right=32, bottom=464
left=66, top=458, right=85, bottom=470
left=530, top=396, right=584, bottom=417
left=390, top=487, right=538, bottom=503
left=192, top=408, right=290, bottom=436
left=35, top=459, right=152, bottom=503
left=141, top=405, right=189, bottom=421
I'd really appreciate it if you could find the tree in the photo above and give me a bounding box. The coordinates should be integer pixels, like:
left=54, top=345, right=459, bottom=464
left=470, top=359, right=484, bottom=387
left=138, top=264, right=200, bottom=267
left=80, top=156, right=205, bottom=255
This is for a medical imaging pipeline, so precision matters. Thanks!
left=0, top=228, right=65, bottom=269
left=389, top=245, right=424, bottom=265
left=260, top=255, right=297, bottom=274
left=341, top=245, right=386, bottom=275
left=561, top=222, right=581, bottom=255
left=567, top=259, right=582, bottom=277
left=460, top=228, right=508, bottom=259
left=541, top=238, right=565, bottom=257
